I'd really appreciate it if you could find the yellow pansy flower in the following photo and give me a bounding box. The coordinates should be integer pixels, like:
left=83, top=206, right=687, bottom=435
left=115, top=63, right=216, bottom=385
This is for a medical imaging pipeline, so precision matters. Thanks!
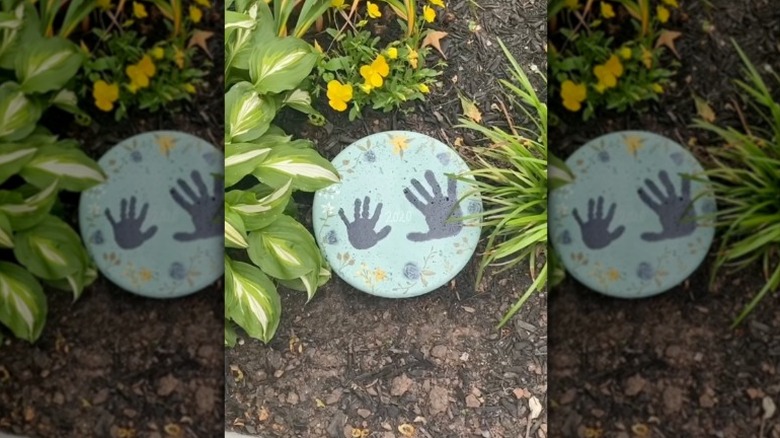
left=560, top=80, right=586, bottom=112
left=662, top=0, right=678, bottom=7
left=618, top=46, right=632, bottom=60
left=360, top=55, right=389, bottom=88
left=137, top=55, right=156, bottom=78
left=593, top=54, right=623, bottom=90
left=326, top=80, right=353, bottom=112
left=367, top=1, right=381, bottom=18
left=657, top=5, right=669, bottom=23
left=96, top=0, right=112, bottom=10
left=194, top=0, right=211, bottom=7
left=564, top=0, right=579, bottom=9
left=126, top=65, right=150, bottom=92
left=133, top=1, right=147, bottom=18
left=423, top=5, right=435, bottom=22
left=92, top=80, right=119, bottom=112
left=190, top=5, right=203, bottom=23
left=641, top=47, right=653, bottom=69
left=331, top=0, right=345, bottom=7
left=651, top=83, right=664, bottom=93
left=429, top=0, right=445, bottom=6
left=418, top=83, right=430, bottom=94
left=184, top=83, right=196, bottom=94
left=601, top=1, right=615, bottom=19
left=150, top=47, right=165, bottom=60
left=386, top=47, right=398, bottom=59
left=407, top=47, right=419, bottom=69
left=174, top=47, right=185, bottom=69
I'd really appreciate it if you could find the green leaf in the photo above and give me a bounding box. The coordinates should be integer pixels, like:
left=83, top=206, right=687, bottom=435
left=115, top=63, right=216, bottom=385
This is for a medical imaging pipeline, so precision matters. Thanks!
left=50, top=89, right=92, bottom=125
left=0, top=261, right=46, bottom=342
left=276, top=265, right=330, bottom=302
left=0, top=143, right=37, bottom=184
left=13, top=215, right=86, bottom=280
left=224, top=207, right=249, bottom=249
left=228, top=180, right=292, bottom=231
left=0, top=180, right=59, bottom=230
left=225, top=142, right=271, bottom=187
left=249, top=36, right=318, bottom=94
left=225, top=257, right=281, bottom=343
left=44, top=261, right=97, bottom=301
left=246, top=215, right=320, bottom=280
left=253, top=145, right=339, bottom=191
left=15, top=36, right=83, bottom=94
left=0, top=211, right=13, bottom=248
left=225, top=322, right=238, bottom=347
left=20, top=144, right=106, bottom=191
left=0, top=82, right=42, bottom=141
left=226, top=81, right=276, bottom=142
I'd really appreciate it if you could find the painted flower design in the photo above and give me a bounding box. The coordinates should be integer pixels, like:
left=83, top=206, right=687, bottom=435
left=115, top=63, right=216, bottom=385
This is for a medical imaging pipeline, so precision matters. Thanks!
left=91, top=230, right=104, bottom=245
left=403, top=263, right=420, bottom=280
left=436, top=152, right=451, bottom=165
left=169, top=262, right=187, bottom=280
left=597, top=150, right=610, bottom=163
left=131, top=150, right=143, bottom=162
left=325, top=230, right=338, bottom=245
left=560, top=230, right=572, bottom=245
left=637, top=262, right=654, bottom=280
left=364, top=150, right=377, bottom=162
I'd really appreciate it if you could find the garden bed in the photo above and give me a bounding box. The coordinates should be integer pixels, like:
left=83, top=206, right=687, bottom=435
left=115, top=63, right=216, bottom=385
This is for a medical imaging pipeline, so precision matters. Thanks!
left=0, top=7, right=225, bottom=438
left=224, top=0, right=547, bottom=437
left=548, top=0, right=780, bottom=435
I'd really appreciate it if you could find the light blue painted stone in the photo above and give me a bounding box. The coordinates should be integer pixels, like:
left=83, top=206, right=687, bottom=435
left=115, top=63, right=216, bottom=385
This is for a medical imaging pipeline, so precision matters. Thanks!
left=312, top=131, right=482, bottom=298
left=549, top=131, right=716, bottom=298
left=79, top=131, right=224, bottom=298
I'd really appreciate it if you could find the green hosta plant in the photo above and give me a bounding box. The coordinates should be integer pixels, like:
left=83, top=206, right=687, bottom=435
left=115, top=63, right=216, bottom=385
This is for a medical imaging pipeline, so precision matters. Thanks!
left=224, top=0, right=338, bottom=346
left=0, top=3, right=105, bottom=342
left=694, top=42, right=780, bottom=327
left=457, top=39, right=549, bottom=328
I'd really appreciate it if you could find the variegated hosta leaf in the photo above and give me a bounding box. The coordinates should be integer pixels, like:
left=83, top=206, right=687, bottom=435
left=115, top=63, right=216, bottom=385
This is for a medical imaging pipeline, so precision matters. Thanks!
left=226, top=81, right=275, bottom=143
left=225, top=257, right=281, bottom=343
left=0, top=143, right=37, bottom=184
left=224, top=207, right=249, bottom=249
left=282, top=88, right=320, bottom=117
left=225, top=142, right=271, bottom=187
left=13, top=215, right=86, bottom=280
left=0, top=211, right=12, bottom=248
left=225, top=322, right=238, bottom=347
left=227, top=180, right=292, bottom=231
left=253, top=144, right=339, bottom=192
left=44, top=260, right=97, bottom=301
left=277, top=264, right=331, bottom=302
left=15, top=36, right=83, bottom=94
left=0, top=261, right=46, bottom=342
left=0, top=83, right=42, bottom=141
left=50, top=89, right=91, bottom=125
left=20, top=144, right=106, bottom=191
left=0, top=181, right=59, bottom=230
left=225, top=10, right=255, bottom=30
left=249, top=36, right=318, bottom=95
left=246, top=214, right=320, bottom=280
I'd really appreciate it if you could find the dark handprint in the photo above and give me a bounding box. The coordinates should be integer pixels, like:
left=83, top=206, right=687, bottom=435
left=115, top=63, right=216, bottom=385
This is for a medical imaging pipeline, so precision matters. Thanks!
left=338, top=196, right=391, bottom=250
left=638, top=170, right=696, bottom=242
left=404, top=170, right=463, bottom=242
left=170, top=170, right=223, bottom=241
left=105, top=196, right=158, bottom=250
left=573, top=196, right=625, bottom=250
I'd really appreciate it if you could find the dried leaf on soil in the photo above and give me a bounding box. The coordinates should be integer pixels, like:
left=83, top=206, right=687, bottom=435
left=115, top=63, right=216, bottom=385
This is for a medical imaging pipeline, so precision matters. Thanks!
left=656, top=30, right=682, bottom=58
left=528, top=396, right=542, bottom=420
left=189, top=30, right=215, bottom=57
left=422, top=31, right=449, bottom=59
left=398, top=423, right=416, bottom=437
left=693, top=94, right=716, bottom=122
left=763, top=396, right=776, bottom=419
left=459, top=93, right=482, bottom=123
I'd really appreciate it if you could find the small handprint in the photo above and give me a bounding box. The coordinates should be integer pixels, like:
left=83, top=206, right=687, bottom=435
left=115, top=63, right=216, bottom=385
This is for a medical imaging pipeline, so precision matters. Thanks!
left=573, top=196, right=625, bottom=250
left=403, top=170, right=463, bottom=242
left=170, top=170, right=223, bottom=242
left=338, top=196, right=391, bottom=250
left=105, top=196, right=158, bottom=250
left=637, top=170, right=696, bottom=242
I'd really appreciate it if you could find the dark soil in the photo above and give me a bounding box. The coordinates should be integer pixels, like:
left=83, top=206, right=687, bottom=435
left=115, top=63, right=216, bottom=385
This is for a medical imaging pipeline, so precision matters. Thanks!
left=225, top=1, right=548, bottom=437
left=548, top=1, right=780, bottom=436
left=0, top=7, right=225, bottom=438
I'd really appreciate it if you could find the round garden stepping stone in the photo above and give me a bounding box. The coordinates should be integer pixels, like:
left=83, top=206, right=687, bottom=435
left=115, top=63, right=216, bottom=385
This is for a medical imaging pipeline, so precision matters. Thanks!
left=312, top=131, right=482, bottom=298
left=79, top=131, right=223, bottom=298
left=549, top=131, right=716, bottom=298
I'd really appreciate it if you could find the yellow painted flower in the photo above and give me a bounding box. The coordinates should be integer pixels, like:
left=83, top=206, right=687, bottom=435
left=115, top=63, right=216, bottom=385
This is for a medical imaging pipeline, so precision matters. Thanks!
left=133, top=1, right=147, bottom=18
left=600, top=1, right=615, bottom=19
left=137, top=55, right=156, bottom=78
left=194, top=0, right=211, bottom=7
left=184, top=83, right=196, bottom=94
left=564, top=0, right=579, bottom=9
left=560, top=80, right=586, bottom=112
left=651, top=83, right=664, bottom=93
left=386, top=47, right=398, bottom=59
left=126, top=65, right=150, bottom=92
left=407, top=47, right=419, bottom=69
left=374, top=268, right=387, bottom=282
left=662, top=0, right=678, bottom=7
left=367, top=1, right=381, bottom=18
left=641, top=47, right=653, bottom=69
left=92, top=80, right=119, bottom=112
left=174, top=47, right=185, bottom=69
left=657, top=5, right=669, bottom=23
left=607, top=268, right=621, bottom=281
left=139, top=268, right=154, bottom=282
left=326, top=80, right=353, bottom=112
left=618, top=46, right=632, bottom=60
left=360, top=55, right=389, bottom=88
left=429, top=0, right=445, bottom=6
left=624, top=135, right=644, bottom=156
left=150, top=47, right=165, bottom=60
left=156, top=135, right=177, bottom=156
left=418, top=83, right=430, bottom=94
left=423, top=5, right=435, bottom=22
left=190, top=5, right=203, bottom=23
left=390, top=135, right=409, bottom=156
left=96, top=0, right=112, bottom=10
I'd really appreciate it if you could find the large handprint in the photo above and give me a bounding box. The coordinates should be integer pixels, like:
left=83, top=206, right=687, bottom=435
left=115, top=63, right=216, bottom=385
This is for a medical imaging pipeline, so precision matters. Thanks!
left=404, top=170, right=463, bottom=242
left=638, top=170, right=696, bottom=242
left=339, top=196, right=391, bottom=250
left=573, top=196, right=625, bottom=250
left=105, top=196, right=158, bottom=250
left=170, top=170, right=223, bottom=242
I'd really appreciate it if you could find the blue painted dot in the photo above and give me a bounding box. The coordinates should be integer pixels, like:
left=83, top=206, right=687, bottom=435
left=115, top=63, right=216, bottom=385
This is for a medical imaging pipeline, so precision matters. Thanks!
left=670, top=153, right=684, bottom=166
left=467, top=200, right=482, bottom=214
left=560, top=230, right=572, bottom=245
left=403, top=263, right=420, bottom=280
left=598, top=151, right=610, bottom=162
left=203, top=152, right=219, bottom=165
left=437, top=152, right=451, bottom=165
left=169, top=262, right=187, bottom=280
left=91, top=230, right=104, bottom=245
left=364, top=150, right=376, bottom=162
left=637, top=262, right=654, bottom=280
left=325, top=230, right=338, bottom=245
left=130, top=151, right=143, bottom=162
